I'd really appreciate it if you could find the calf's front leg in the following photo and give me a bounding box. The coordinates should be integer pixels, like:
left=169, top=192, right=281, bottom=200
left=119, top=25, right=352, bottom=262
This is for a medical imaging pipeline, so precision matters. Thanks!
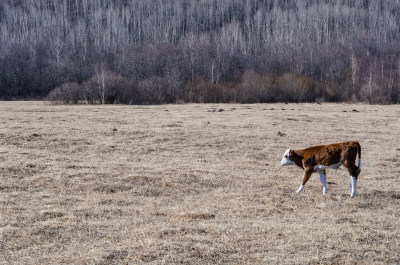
left=296, top=169, right=313, bottom=193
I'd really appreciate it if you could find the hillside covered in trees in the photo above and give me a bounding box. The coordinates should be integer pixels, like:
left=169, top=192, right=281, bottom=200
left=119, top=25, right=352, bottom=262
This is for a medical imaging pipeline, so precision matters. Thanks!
left=1, top=0, right=400, bottom=104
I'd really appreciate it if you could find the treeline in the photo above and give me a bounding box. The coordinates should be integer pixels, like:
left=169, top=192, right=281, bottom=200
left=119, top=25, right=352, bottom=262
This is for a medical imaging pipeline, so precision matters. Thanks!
left=1, top=0, right=400, bottom=104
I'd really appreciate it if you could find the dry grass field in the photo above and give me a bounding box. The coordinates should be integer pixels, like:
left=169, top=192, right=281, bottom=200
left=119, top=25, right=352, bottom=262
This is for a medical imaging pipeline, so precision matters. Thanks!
left=1, top=101, right=399, bottom=264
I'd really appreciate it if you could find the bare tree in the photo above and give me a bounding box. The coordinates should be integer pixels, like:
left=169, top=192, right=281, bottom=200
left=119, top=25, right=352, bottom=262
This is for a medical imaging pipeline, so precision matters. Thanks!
left=1, top=0, right=400, bottom=103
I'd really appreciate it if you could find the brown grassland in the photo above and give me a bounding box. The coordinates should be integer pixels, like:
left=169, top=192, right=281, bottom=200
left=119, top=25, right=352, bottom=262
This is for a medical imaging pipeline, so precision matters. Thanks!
left=0, top=101, right=399, bottom=264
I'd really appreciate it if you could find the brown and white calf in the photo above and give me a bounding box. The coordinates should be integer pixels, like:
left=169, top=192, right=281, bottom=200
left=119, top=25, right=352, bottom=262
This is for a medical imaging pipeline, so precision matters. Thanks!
left=280, top=141, right=361, bottom=197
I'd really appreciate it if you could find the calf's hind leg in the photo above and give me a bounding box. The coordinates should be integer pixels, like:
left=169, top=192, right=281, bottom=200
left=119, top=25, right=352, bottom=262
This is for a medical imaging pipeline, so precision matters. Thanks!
left=346, top=165, right=358, bottom=198
left=319, top=170, right=327, bottom=195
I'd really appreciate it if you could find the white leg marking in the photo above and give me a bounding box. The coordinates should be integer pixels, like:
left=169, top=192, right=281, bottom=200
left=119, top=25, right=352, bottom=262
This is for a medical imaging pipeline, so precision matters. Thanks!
left=319, top=173, right=327, bottom=195
left=350, top=177, right=357, bottom=198
left=347, top=171, right=352, bottom=191
left=296, top=185, right=304, bottom=193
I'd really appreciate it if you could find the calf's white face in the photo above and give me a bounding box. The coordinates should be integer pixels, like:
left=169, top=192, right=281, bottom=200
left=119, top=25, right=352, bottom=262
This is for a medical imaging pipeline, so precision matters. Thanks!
left=281, top=149, right=295, bottom=166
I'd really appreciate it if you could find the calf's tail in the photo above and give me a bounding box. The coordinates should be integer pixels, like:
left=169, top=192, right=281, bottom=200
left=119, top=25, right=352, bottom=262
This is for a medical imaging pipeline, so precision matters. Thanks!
left=355, top=141, right=361, bottom=177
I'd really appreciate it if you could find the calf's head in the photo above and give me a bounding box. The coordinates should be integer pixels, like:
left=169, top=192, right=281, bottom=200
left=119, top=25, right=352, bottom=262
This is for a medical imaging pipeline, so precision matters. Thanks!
left=281, top=149, right=296, bottom=166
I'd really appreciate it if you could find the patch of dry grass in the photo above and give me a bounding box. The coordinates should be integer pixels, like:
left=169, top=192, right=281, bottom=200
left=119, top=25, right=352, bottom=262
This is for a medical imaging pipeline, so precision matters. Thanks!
left=0, top=102, right=399, bottom=264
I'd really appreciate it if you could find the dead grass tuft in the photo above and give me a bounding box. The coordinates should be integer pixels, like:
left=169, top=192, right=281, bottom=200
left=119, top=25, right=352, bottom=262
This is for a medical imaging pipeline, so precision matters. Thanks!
left=180, top=211, right=216, bottom=220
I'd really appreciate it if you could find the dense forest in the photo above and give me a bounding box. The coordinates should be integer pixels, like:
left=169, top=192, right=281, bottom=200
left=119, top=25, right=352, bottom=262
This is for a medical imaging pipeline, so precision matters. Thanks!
left=1, top=0, right=400, bottom=104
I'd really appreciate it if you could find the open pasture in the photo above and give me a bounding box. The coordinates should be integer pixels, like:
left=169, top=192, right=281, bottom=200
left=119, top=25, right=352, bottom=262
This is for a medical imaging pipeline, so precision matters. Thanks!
left=1, top=102, right=399, bottom=264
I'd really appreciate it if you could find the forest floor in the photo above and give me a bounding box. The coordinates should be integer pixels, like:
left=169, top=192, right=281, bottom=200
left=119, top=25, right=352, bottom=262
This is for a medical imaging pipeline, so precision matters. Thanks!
left=1, top=101, right=399, bottom=264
